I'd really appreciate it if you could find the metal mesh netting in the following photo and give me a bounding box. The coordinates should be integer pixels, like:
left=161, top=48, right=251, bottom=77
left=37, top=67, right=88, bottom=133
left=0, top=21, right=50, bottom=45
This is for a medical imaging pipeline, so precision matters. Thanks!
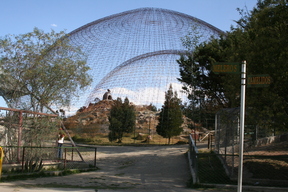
left=68, top=7, right=223, bottom=110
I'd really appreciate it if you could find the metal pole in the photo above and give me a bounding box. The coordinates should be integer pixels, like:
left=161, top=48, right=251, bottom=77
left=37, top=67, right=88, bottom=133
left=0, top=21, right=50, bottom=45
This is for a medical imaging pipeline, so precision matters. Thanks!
left=17, top=111, right=23, bottom=163
left=64, top=148, right=67, bottom=169
left=208, top=134, right=210, bottom=149
left=71, top=145, right=74, bottom=161
left=237, top=60, right=246, bottom=192
left=94, top=147, right=97, bottom=168
left=21, top=147, right=25, bottom=172
left=0, top=147, right=4, bottom=180
left=60, top=122, right=85, bottom=162
left=148, top=117, right=151, bottom=144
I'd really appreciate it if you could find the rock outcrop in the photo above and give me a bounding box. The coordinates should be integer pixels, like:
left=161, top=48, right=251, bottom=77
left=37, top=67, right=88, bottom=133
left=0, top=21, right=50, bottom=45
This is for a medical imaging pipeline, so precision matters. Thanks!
left=64, top=100, right=160, bottom=134
left=64, top=100, right=194, bottom=135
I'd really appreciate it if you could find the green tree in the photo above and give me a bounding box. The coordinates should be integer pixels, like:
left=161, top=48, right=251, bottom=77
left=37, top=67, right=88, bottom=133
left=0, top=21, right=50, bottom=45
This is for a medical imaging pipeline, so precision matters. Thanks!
left=147, top=103, right=157, bottom=112
left=235, top=0, right=288, bottom=131
left=178, top=30, right=245, bottom=112
left=178, top=0, right=288, bottom=132
left=108, top=97, right=136, bottom=143
left=0, top=27, right=92, bottom=113
left=156, top=85, right=183, bottom=144
left=177, top=21, right=233, bottom=127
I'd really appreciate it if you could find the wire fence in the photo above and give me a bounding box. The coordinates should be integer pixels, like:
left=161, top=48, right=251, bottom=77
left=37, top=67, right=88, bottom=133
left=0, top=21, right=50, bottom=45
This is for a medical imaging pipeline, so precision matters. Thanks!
left=188, top=134, right=288, bottom=187
left=1, top=145, right=97, bottom=173
left=0, top=106, right=99, bottom=175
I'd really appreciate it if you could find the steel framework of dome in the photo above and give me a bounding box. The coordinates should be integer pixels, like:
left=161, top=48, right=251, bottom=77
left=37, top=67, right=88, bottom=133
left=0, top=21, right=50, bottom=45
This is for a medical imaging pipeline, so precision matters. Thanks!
left=68, top=7, right=223, bottom=109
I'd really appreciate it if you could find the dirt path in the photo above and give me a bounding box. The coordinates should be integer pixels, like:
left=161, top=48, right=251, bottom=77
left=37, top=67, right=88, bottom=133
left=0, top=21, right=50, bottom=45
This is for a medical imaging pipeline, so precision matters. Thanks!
left=94, top=145, right=191, bottom=191
left=0, top=145, right=225, bottom=192
left=1, top=144, right=287, bottom=192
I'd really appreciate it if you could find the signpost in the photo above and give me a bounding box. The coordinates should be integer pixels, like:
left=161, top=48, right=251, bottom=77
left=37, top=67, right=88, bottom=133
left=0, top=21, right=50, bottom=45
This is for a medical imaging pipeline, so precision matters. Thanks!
left=212, top=61, right=245, bottom=192
left=238, top=61, right=246, bottom=192
left=212, top=61, right=272, bottom=192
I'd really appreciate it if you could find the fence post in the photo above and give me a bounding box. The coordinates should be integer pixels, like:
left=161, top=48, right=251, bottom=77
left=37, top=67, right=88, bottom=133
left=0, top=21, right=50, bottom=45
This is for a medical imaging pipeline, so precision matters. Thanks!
left=0, top=147, right=4, bottom=180
left=208, top=134, right=210, bottom=149
left=188, top=135, right=199, bottom=184
left=64, top=148, right=67, bottom=169
left=94, top=147, right=97, bottom=168
left=210, top=135, right=214, bottom=149
left=71, top=145, right=74, bottom=161
left=17, top=111, right=23, bottom=163
left=21, top=147, right=25, bottom=172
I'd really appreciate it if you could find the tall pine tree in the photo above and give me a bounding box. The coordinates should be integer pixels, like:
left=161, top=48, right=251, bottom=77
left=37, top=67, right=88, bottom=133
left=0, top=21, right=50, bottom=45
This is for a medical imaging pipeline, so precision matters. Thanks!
left=108, top=97, right=136, bottom=143
left=156, top=85, right=183, bottom=144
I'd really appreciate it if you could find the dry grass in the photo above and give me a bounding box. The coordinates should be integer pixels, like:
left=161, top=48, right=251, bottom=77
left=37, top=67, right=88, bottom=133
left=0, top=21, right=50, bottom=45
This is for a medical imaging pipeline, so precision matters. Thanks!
left=70, top=131, right=189, bottom=145
left=243, top=141, right=288, bottom=180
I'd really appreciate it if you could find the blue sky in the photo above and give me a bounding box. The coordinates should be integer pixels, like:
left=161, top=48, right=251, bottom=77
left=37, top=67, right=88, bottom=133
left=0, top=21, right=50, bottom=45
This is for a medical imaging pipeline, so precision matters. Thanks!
left=0, top=0, right=258, bottom=108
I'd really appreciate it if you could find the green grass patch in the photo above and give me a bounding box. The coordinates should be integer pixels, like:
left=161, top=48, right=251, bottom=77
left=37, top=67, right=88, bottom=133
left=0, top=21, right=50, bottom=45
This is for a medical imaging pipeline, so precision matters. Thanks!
left=0, top=168, right=98, bottom=182
left=197, top=151, right=232, bottom=184
left=14, top=183, right=134, bottom=190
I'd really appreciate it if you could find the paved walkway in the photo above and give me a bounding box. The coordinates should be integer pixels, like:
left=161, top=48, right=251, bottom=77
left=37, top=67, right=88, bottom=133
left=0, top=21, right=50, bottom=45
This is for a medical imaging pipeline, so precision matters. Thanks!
left=0, top=144, right=286, bottom=192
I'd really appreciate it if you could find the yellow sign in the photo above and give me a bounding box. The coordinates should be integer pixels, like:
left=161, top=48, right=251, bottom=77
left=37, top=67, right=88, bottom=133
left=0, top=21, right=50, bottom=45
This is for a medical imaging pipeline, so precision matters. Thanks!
left=248, top=74, right=272, bottom=87
left=0, top=147, right=4, bottom=180
left=212, top=62, right=240, bottom=74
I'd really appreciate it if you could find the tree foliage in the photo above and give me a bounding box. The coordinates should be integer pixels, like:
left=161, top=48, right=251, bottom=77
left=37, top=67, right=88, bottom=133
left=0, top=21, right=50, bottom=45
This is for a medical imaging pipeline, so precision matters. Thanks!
left=178, top=0, right=288, bottom=131
left=108, top=97, right=136, bottom=143
left=156, top=85, right=183, bottom=144
left=0, top=28, right=92, bottom=112
left=240, top=0, right=288, bottom=131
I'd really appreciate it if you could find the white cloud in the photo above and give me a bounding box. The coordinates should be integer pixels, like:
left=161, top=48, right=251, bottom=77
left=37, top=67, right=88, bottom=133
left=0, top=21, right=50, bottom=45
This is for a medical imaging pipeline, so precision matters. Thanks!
left=51, top=24, right=57, bottom=27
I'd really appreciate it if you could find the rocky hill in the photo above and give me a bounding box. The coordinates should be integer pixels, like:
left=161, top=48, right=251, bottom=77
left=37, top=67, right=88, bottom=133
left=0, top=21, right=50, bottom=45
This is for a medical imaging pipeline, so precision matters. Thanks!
left=64, top=100, right=193, bottom=135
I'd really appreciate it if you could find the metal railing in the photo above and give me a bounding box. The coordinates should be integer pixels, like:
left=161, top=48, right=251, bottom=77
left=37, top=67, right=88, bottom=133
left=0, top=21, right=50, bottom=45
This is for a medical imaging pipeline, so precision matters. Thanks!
left=188, top=134, right=199, bottom=184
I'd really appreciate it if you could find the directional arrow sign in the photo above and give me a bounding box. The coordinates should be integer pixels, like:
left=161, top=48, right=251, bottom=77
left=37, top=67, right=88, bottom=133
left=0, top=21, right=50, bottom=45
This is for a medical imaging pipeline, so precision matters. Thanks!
left=212, top=62, right=240, bottom=74
left=247, top=74, right=272, bottom=87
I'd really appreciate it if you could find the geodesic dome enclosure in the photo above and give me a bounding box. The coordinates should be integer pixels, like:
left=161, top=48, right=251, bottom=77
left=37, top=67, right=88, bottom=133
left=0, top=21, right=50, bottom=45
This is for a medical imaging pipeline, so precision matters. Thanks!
left=68, top=7, right=223, bottom=110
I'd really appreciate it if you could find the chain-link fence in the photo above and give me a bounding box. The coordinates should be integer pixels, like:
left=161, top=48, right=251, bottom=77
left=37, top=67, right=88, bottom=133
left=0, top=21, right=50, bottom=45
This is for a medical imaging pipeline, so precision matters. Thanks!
left=188, top=109, right=288, bottom=188
left=194, top=147, right=288, bottom=187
